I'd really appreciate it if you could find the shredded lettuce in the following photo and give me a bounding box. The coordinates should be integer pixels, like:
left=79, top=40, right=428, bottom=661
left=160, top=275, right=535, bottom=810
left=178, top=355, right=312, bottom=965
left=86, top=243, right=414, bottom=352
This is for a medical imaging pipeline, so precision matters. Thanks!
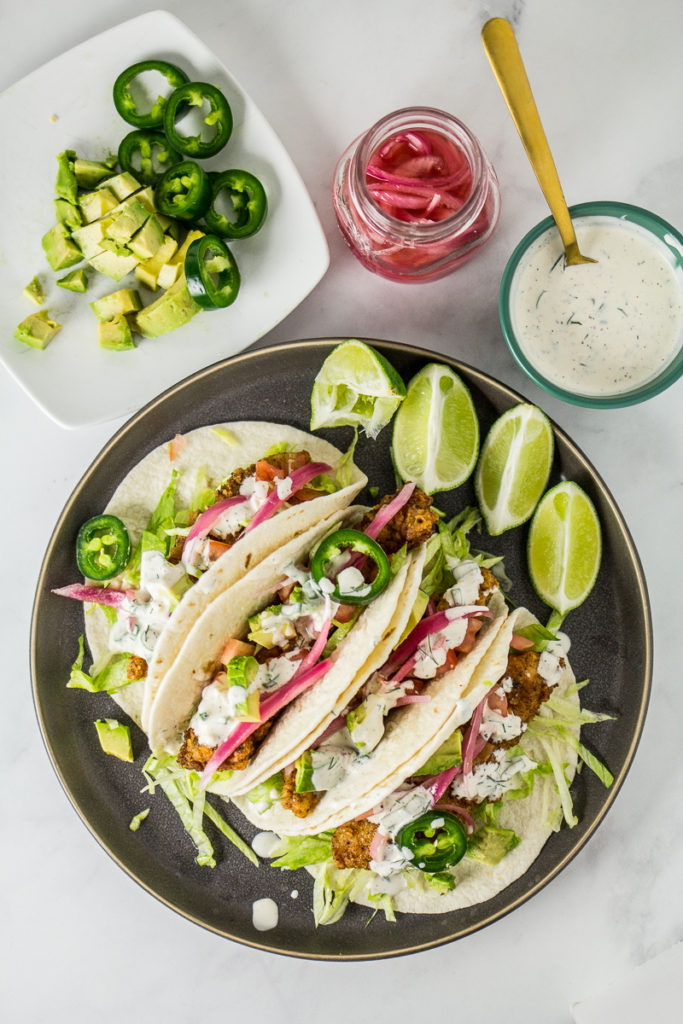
left=312, top=865, right=383, bottom=926
left=270, top=833, right=333, bottom=870
left=67, top=636, right=134, bottom=693
left=211, top=426, right=238, bottom=445
left=246, top=772, right=284, bottom=811
left=335, top=428, right=358, bottom=489
left=141, top=754, right=255, bottom=867
left=129, top=808, right=150, bottom=831
left=414, top=729, right=462, bottom=776
left=513, top=622, right=559, bottom=652
left=127, top=471, right=180, bottom=583
left=324, top=610, right=361, bottom=656
left=366, top=890, right=396, bottom=922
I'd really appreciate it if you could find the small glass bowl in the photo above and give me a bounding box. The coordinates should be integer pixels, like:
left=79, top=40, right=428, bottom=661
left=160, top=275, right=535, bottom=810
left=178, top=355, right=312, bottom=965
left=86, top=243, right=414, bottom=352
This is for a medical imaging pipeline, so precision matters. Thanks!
left=499, top=201, right=683, bottom=408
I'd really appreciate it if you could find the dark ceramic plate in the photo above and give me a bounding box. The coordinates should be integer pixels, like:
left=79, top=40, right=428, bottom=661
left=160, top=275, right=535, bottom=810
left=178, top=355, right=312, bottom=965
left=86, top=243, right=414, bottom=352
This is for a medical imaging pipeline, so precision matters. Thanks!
left=32, top=339, right=651, bottom=959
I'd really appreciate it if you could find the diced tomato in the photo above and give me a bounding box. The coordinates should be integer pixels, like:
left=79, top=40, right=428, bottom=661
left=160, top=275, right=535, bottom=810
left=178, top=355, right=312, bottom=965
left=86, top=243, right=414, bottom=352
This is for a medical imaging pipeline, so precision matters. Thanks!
left=220, top=638, right=256, bottom=664
left=254, top=450, right=311, bottom=483
left=206, top=539, right=232, bottom=561
left=168, top=433, right=186, bottom=462
left=487, top=689, right=508, bottom=715
left=510, top=633, right=535, bottom=651
left=288, top=486, right=322, bottom=504
left=334, top=603, right=357, bottom=623
left=455, top=617, right=483, bottom=653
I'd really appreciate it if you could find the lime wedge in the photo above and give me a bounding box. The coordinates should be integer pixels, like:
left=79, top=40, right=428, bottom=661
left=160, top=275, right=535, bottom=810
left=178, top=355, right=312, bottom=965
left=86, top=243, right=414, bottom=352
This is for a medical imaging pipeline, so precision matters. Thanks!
left=310, top=339, right=406, bottom=438
left=475, top=403, right=554, bottom=535
left=527, top=481, right=602, bottom=617
left=391, top=363, right=479, bottom=493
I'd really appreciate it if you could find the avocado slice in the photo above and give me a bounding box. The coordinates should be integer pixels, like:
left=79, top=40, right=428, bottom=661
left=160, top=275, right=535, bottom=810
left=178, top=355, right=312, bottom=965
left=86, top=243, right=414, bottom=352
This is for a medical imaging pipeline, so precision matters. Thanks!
left=55, top=150, right=78, bottom=204
left=71, top=218, right=113, bottom=259
left=23, top=276, right=45, bottom=306
left=80, top=188, right=119, bottom=224
left=57, top=268, right=90, bottom=293
left=128, top=215, right=165, bottom=260
left=134, top=235, right=179, bottom=290
left=134, top=272, right=201, bottom=338
left=54, top=198, right=83, bottom=232
left=73, top=158, right=113, bottom=189
left=88, top=249, right=139, bottom=282
left=157, top=261, right=181, bottom=290
left=107, top=199, right=151, bottom=244
left=98, top=315, right=135, bottom=350
left=14, top=309, right=62, bottom=350
left=90, top=288, right=142, bottom=322
left=294, top=751, right=316, bottom=793
left=98, top=172, right=140, bottom=201
left=93, top=719, right=134, bottom=762
left=41, top=223, right=82, bottom=271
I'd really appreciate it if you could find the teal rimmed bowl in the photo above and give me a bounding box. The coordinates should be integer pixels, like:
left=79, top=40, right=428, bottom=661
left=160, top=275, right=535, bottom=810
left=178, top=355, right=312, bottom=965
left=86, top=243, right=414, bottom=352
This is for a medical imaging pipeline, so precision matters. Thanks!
left=499, top=201, right=683, bottom=408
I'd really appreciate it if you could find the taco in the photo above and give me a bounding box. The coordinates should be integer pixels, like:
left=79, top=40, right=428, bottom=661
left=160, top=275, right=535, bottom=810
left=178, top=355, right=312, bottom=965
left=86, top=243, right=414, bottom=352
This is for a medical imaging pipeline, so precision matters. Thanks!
left=145, top=484, right=446, bottom=798
left=244, top=606, right=612, bottom=924
left=55, top=421, right=366, bottom=729
left=232, top=507, right=510, bottom=830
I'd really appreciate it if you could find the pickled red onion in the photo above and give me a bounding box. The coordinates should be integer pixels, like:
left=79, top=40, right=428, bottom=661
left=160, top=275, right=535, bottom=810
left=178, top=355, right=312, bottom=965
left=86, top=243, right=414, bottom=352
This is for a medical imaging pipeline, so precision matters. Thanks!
left=363, top=482, right=416, bottom=541
left=182, top=495, right=249, bottom=567
left=199, top=657, right=333, bottom=788
left=242, top=461, right=332, bottom=535
left=52, top=584, right=134, bottom=607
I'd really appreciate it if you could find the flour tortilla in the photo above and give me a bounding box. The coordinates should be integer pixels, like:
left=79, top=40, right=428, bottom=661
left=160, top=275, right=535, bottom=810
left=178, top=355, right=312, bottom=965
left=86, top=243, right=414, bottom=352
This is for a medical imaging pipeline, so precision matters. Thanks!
left=312, top=606, right=580, bottom=915
left=146, top=507, right=425, bottom=798
left=233, top=588, right=509, bottom=835
left=83, top=421, right=365, bottom=730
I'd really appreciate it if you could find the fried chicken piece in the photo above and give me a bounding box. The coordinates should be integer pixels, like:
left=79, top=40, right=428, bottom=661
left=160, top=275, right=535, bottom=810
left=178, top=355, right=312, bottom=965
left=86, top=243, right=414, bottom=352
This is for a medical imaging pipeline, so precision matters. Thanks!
left=504, top=650, right=553, bottom=721
left=215, top=464, right=257, bottom=500
left=177, top=720, right=274, bottom=773
left=126, top=655, right=148, bottom=681
left=476, top=567, right=500, bottom=605
left=281, top=765, right=321, bottom=818
left=331, top=820, right=379, bottom=869
left=360, top=488, right=439, bottom=555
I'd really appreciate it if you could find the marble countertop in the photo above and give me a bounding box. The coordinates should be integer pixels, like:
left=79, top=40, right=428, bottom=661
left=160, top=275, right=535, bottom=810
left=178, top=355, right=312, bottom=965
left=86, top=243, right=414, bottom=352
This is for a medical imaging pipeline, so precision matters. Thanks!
left=2, top=1, right=682, bottom=1019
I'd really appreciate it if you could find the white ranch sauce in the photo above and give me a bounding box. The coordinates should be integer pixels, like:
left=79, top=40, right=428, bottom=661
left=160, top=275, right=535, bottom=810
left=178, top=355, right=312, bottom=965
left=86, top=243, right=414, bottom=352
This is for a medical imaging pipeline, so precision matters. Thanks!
left=252, top=897, right=279, bottom=931
left=510, top=216, right=683, bottom=396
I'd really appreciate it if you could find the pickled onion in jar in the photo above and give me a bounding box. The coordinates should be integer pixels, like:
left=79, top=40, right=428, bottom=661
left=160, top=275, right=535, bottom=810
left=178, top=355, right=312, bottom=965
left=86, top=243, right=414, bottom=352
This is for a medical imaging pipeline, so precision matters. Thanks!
left=366, top=129, right=473, bottom=224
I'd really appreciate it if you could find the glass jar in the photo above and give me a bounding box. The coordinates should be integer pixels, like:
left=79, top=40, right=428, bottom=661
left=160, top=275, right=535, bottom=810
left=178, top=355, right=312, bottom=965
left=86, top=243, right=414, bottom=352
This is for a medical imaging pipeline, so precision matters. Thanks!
left=332, top=106, right=501, bottom=283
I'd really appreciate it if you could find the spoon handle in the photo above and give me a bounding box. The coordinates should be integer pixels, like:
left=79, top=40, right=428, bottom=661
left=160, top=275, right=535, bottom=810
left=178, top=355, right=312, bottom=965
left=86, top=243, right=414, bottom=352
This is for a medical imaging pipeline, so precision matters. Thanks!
left=481, top=17, right=580, bottom=255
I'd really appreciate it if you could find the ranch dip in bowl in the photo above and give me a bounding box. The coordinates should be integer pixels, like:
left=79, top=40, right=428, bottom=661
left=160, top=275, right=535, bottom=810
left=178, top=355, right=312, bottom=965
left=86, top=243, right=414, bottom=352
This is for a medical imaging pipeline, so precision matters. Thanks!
left=500, top=201, right=683, bottom=407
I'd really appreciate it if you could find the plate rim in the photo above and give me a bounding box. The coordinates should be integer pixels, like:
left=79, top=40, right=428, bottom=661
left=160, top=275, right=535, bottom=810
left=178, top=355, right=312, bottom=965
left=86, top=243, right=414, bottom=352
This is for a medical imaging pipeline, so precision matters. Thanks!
left=31, top=336, right=653, bottom=959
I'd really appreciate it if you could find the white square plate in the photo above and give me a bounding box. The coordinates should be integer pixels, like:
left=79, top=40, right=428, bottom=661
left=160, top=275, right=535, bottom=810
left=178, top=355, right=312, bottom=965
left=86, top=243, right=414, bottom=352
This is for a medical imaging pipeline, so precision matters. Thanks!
left=0, top=11, right=329, bottom=428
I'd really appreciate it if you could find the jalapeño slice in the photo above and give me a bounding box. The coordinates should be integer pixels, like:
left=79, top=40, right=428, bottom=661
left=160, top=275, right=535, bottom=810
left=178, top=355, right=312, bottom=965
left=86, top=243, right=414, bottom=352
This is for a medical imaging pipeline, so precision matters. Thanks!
left=310, top=528, right=390, bottom=605
left=163, top=82, right=233, bottom=159
left=184, top=234, right=241, bottom=309
left=154, top=160, right=212, bottom=221
left=396, top=811, right=467, bottom=872
left=118, top=130, right=182, bottom=185
left=113, top=60, right=189, bottom=129
left=76, top=514, right=131, bottom=581
left=204, top=170, right=268, bottom=239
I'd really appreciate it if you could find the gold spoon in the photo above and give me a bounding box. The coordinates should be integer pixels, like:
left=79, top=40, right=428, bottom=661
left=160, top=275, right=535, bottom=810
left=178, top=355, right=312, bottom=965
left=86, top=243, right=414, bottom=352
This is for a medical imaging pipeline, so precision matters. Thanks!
left=481, top=17, right=596, bottom=266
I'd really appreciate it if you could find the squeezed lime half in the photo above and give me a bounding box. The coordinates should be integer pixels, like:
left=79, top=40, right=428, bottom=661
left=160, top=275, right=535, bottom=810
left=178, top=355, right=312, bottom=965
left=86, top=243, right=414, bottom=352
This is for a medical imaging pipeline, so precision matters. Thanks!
left=310, top=340, right=406, bottom=438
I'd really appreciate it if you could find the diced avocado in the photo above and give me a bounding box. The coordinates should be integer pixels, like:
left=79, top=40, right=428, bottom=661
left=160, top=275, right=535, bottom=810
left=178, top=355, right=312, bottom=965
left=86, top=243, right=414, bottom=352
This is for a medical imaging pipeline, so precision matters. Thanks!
left=100, top=238, right=133, bottom=257
left=23, top=276, right=45, bottom=306
left=466, top=827, right=520, bottom=866
left=132, top=185, right=156, bottom=214
left=128, top=215, right=165, bottom=260
left=155, top=212, right=173, bottom=232
left=93, top=719, right=133, bottom=762
left=90, top=288, right=142, bottom=322
left=157, top=261, right=181, bottom=290
left=57, top=268, right=90, bottom=293
left=72, top=218, right=113, bottom=259
left=14, top=309, right=62, bottom=350
left=170, top=228, right=205, bottom=266
left=88, top=249, right=139, bottom=281
left=98, top=172, right=140, bottom=201
left=73, top=158, right=113, bottom=189
left=41, top=222, right=82, bottom=271
left=106, top=199, right=151, bottom=244
left=55, top=150, right=78, bottom=204
left=413, top=730, right=463, bottom=776
left=294, top=751, right=316, bottom=793
left=134, top=235, right=179, bottom=290
left=54, top=198, right=83, bottom=231
left=134, top=272, right=201, bottom=338
left=79, top=188, right=119, bottom=223
left=224, top=656, right=261, bottom=722
left=98, top=315, right=135, bottom=351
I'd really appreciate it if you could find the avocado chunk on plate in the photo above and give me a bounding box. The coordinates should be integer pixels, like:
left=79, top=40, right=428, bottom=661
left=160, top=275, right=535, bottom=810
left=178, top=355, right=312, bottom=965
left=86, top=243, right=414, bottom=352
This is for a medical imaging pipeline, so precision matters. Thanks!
left=14, top=309, right=62, bottom=350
